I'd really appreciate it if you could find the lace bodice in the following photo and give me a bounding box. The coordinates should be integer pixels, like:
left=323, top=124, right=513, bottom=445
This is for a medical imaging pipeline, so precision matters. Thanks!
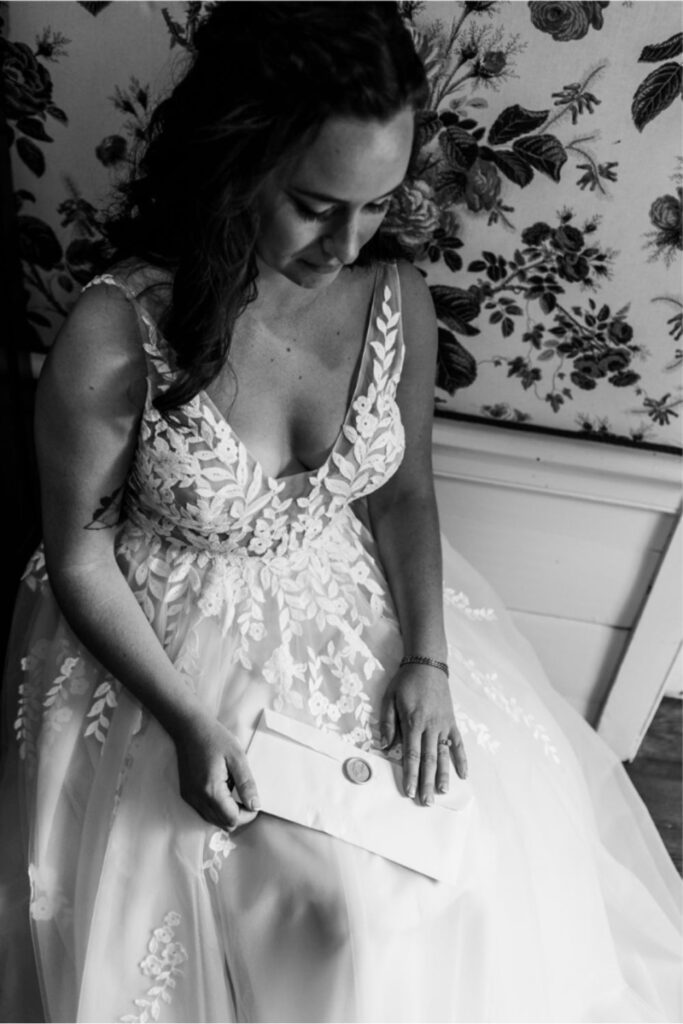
left=86, top=263, right=406, bottom=561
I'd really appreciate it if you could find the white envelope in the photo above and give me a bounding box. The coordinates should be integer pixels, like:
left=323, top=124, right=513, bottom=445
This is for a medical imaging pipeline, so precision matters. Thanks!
left=246, top=708, right=476, bottom=885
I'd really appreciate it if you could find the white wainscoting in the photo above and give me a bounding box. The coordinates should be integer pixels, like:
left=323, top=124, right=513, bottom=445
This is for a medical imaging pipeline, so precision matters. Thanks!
left=431, top=417, right=682, bottom=760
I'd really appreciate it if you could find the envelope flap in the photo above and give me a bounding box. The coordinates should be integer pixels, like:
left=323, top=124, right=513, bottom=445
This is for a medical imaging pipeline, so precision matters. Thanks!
left=255, top=708, right=352, bottom=763
left=250, top=709, right=473, bottom=812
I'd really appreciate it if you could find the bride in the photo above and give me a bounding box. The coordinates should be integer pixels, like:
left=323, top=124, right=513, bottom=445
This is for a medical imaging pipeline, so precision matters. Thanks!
left=0, top=4, right=680, bottom=1021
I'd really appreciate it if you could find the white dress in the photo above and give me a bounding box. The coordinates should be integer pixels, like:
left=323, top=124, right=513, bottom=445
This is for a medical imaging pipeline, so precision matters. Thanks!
left=0, top=262, right=680, bottom=1023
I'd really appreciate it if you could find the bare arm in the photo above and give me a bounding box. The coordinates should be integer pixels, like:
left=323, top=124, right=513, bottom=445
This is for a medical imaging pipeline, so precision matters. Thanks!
left=35, top=283, right=259, bottom=827
left=367, top=262, right=467, bottom=804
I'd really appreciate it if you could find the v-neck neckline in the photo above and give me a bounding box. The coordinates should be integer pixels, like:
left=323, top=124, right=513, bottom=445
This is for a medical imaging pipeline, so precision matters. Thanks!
left=184, top=265, right=384, bottom=485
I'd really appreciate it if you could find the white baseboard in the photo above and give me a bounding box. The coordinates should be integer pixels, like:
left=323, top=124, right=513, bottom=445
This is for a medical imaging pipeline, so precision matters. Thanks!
left=432, top=418, right=681, bottom=513
left=431, top=417, right=682, bottom=755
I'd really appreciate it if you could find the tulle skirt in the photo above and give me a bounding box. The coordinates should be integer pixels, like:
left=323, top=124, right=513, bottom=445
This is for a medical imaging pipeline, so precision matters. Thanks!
left=0, top=527, right=681, bottom=1023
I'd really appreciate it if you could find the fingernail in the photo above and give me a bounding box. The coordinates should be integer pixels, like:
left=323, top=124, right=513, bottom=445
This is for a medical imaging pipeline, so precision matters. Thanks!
left=425, top=795, right=434, bottom=807
left=437, top=784, right=447, bottom=794
left=250, top=798, right=261, bottom=811
left=406, top=785, right=416, bottom=798
left=379, top=732, right=389, bottom=749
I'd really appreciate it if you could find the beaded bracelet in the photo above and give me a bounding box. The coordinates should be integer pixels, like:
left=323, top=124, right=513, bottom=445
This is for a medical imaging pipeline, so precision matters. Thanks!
left=399, top=655, right=449, bottom=678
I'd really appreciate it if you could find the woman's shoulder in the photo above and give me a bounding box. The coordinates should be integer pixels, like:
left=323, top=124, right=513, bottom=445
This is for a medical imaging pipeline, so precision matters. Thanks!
left=49, top=262, right=154, bottom=385
left=394, top=260, right=431, bottom=303
left=336, top=260, right=431, bottom=325
left=394, top=261, right=437, bottom=352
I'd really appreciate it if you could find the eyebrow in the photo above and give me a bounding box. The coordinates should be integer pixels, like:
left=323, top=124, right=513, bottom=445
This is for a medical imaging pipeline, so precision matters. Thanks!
left=289, top=184, right=401, bottom=204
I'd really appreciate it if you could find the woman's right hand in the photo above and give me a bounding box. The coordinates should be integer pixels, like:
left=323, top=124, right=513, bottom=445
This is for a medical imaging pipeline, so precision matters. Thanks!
left=172, top=713, right=261, bottom=831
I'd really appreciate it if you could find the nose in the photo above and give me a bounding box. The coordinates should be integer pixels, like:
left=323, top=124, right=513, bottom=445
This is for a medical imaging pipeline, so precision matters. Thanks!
left=323, top=212, right=363, bottom=265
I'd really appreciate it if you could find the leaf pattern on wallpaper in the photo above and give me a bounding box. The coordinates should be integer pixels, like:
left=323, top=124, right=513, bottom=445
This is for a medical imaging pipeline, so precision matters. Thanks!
left=162, top=1, right=210, bottom=50
left=437, top=328, right=479, bottom=395
left=389, top=3, right=681, bottom=443
left=0, top=33, right=68, bottom=178
left=93, top=77, right=154, bottom=172
left=639, top=32, right=683, bottom=65
left=1, top=31, right=73, bottom=343
left=631, top=62, right=683, bottom=133
left=487, top=105, right=549, bottom=146
left=5, top=0, right=681, bottom=447
left=389, top=17, right=616, bottom=310
left=391, top=7, right=628, bottom=415
left=651, top=296, right=683, bottom=375
left=447, top=210, right=644, bottom=415
left=4, top=1, right=215, bottom=353
left=631, top=30, right=682, bottom=131
left=1, top=27, right=146, bottom=343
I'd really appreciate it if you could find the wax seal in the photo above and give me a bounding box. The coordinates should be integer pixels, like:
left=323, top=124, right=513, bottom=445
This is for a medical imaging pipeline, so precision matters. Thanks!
left=343, top=756, right=372, bottom=784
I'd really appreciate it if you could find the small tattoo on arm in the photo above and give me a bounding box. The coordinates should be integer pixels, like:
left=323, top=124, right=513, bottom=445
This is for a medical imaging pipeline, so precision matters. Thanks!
left=84, top=485, right=124, bottom=530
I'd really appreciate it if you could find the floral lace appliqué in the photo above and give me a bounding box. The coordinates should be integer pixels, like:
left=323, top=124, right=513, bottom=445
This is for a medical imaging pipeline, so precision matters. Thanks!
left=121, top=911, right=188, bottom=1023
left=444, top=588, right=497, bottom=622
left=84, top=677, right=119, bottom=743
left=14, top=639, right=50, bottom=768
left=454, top=704, right=501, bottom=755
left=107, top=271, right=405, bottom=736
left=28, top=863, right=69, bottom=924
left=455, top=650, right=560, bottom=764
left=202, top=830, right=236, bottom=884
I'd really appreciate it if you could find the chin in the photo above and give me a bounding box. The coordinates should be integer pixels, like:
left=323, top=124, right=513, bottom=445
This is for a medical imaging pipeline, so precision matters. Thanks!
left=258, top=252, right=343, bottom=290
left=288, top=261, right=343, bottom=289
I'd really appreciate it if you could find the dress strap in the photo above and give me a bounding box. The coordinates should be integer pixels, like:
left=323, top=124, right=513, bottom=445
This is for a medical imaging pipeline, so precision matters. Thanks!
left=382, top=261, right=402, bottom=316
left=373, top=260, right=405, bottom=380
left=82, top=273, right=139, bottom=305
left=81, top=273, right=176, bottom=391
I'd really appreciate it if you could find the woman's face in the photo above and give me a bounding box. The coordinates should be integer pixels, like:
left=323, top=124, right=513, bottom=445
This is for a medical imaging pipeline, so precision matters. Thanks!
left=256, top=108, right=414, bottom=290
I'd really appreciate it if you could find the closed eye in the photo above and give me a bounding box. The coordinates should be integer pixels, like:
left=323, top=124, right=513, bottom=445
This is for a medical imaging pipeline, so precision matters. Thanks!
left=365, top=198, right=392, bottom=215
left=290, top=195, right=393, bottom=222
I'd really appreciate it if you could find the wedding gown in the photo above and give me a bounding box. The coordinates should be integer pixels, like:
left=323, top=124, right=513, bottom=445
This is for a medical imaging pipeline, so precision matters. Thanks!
left=0, top=262, right=680, bottom=1024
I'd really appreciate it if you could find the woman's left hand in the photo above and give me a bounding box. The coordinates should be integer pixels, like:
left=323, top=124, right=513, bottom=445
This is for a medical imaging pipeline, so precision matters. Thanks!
left=379, top=663, right=467, bottom=805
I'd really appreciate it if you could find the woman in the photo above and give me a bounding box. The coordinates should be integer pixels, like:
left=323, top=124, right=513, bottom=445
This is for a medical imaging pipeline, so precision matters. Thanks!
left=0, top=4, right=680, bottom=1022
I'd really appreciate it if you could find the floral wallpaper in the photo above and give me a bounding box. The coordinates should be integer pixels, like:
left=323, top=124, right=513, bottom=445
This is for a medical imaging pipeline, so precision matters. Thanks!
left=1, top=0, right=682, bottom=449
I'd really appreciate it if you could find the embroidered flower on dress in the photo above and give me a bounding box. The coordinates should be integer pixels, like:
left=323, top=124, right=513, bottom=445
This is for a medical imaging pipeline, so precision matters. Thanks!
left=35, top=274, right=406, bottom=789
left=444, top=588, right=497, bottom=622
left=201, top=827, right=235, bottom=884
left=326, top=703, right=341, bottom=723
left=308, top=690, right=329, bottom=717
left=356, top=411, right=379, bottom=438
left=29, top=896, right=53, bottom=920
left=263, top=646, right=306, bottom=711
left=349, top=563, right=370, bottom=584
left=454, top=650, right=560, bottom=764
left=28, top=864, right=65, bottom=923
left=454, top=704, right=501, bottom=755
left=340, top=674, right=364, bottom=697
left=197, top=579, right=225, bottom=619
left=249, top=621, right=266, bottom=642
left=51, top=706, right=72, bottom=727
left=345, top=725, right=371, bottom=747
left=121, top=911, right=188, bottom=1023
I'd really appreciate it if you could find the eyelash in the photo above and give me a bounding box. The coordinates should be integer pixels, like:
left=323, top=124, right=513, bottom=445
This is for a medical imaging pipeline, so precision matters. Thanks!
left=293, top=198, right=391, bottom=222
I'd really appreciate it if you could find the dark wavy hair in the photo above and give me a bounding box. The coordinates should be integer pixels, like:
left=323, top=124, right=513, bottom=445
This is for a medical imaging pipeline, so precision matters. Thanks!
left=105, top=2, right=428, bottom=413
